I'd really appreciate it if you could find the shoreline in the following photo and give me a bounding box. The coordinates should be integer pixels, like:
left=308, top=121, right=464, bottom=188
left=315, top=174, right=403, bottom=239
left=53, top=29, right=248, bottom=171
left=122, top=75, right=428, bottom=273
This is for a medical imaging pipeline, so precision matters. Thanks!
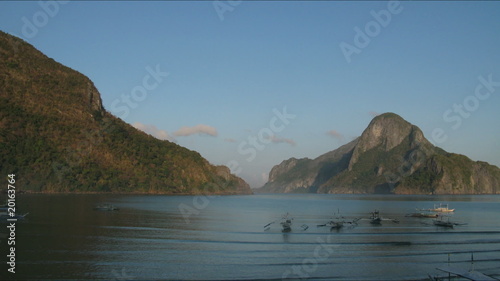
left=4, top=191, right=499, bottom=196
left=1, top=190, right=253, bottom=196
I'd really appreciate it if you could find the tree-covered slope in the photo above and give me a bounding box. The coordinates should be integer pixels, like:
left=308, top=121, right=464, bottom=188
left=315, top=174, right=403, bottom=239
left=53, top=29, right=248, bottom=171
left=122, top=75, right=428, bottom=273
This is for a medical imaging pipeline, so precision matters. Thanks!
left=260, top=113, right=499, bottom=194
left=0, top=31, right=251, bottom=194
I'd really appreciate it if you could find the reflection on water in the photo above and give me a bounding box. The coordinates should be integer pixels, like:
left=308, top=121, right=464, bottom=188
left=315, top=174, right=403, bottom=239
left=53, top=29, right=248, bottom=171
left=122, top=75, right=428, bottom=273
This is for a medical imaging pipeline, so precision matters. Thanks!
left=1, top=194, right=500, bottom=280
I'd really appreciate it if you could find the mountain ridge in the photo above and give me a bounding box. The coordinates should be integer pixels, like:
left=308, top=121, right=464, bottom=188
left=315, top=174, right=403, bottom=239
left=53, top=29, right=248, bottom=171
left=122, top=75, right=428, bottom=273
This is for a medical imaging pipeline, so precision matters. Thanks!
left=260, top=113, right=499, bottom=194
left=0, top=31, right=251, bottom=194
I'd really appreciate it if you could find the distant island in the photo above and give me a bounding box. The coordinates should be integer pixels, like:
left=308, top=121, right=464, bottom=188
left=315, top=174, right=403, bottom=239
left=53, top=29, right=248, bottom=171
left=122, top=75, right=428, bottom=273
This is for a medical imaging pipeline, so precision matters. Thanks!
left=0, top=31, right=251, bottom=195
left=259, top=112, right=500, bottom=194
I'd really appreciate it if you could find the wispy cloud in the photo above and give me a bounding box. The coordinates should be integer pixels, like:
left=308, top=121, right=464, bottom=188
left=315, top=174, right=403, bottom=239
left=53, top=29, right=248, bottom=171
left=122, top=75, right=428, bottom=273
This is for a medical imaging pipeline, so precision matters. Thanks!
left=174, top=124, right=218, bottom=137
left=224, top=138, right=237, bottom=143
left=369, top=111, right=380, bottom=118
left=268, top=135, right=296, bottom=146
left=326, top=130, right=345, bottom=141
left=132, top=122, right=174, bottom=141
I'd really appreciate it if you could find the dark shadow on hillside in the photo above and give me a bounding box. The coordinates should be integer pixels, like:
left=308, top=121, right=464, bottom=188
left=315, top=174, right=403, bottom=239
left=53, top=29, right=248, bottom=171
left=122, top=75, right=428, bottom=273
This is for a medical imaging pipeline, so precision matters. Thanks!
left=310, top=149, right=354, bottom=193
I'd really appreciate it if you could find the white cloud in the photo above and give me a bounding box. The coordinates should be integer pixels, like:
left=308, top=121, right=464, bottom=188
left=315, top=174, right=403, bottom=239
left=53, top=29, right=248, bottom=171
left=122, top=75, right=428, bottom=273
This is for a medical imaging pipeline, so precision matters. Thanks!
left=326, top=130, right=345, bottom=141
left=174, top=124, right=218, bottom=137
left=132, top=122, right=174, bottom=141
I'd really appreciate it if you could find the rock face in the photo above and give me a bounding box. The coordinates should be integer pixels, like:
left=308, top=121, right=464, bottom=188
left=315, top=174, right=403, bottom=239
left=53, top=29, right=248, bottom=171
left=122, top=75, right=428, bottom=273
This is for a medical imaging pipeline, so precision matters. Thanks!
left=215, top=166, right=252, bottom=195
left=348, top=113, right=428, bottom=171
left=86, top=81, right=104, bottom=113
left=0, top=31, right=251, bottom=194
left=260, top=113, right=500, bottom=194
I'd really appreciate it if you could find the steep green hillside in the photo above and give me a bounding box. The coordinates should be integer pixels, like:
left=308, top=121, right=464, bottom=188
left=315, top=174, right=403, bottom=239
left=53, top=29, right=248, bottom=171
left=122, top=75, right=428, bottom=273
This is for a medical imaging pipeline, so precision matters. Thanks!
left=260, top=113, right=500, bottom=194
left=0, top=31, right=250, bottom=194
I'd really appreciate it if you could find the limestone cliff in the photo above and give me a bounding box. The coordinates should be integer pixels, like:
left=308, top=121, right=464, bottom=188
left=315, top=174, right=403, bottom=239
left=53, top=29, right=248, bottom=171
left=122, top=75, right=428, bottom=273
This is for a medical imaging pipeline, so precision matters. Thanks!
left=259, top=113, right=500, bottom=194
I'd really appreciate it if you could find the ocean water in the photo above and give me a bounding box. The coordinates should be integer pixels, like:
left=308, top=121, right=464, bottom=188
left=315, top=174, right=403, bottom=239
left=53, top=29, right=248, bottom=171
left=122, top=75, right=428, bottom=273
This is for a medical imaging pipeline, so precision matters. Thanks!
left=1, top=193, right=500, bottom=280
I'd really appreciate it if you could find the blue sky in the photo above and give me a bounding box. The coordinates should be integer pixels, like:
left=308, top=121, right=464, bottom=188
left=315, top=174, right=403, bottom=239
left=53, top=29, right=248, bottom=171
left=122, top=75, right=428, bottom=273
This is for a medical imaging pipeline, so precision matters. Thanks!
left=1, top=1, right=499, bottom=188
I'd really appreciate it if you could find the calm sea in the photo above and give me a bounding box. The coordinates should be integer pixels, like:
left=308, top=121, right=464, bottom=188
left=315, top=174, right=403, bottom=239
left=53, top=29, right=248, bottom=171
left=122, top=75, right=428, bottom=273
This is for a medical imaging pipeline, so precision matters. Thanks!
left=1, top=193, right=500, bottom=280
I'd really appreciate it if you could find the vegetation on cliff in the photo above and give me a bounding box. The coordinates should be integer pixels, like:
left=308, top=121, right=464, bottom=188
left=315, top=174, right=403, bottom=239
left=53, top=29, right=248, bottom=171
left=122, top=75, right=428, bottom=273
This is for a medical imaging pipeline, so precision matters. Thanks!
left=260, top=113, right=500, bottom=194
left=0, top=31, right=251, bottom=194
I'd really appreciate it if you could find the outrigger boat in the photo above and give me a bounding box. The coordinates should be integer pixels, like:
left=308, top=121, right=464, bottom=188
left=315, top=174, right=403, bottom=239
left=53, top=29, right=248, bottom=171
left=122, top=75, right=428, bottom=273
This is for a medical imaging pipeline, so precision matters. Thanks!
left=432, top=214, right=466, bottom=228
left=433, top=217, right=454, bottom=228
left=280, top=213, right=292, bottom=233
left=324, top=218, right=359, bottom=230
left=264, top=213, right=305, bottom=232
left=93, top=204, right=119, bottom=211
left=422, top=203, right=454, bottom=213
left=1, top=201, right=29, bottom=221
left=317, top=210, right=360, bottom=230
left=328, top=221, right=344, bottom=229
left=370, top=210, right=383, bottom=224
left=318, top=217, right=346, bottom=230
left=0, top=211, right=28, bottom=221
left=405, top=212, right=438, bottom=218
left=359, top=210, right=399, bottom=225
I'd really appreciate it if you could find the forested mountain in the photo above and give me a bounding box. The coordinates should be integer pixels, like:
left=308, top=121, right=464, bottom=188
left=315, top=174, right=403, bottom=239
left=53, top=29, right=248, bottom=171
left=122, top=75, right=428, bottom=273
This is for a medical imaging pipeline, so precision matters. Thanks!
left=260, top=113, right=500, bottom=194
left=0, top=31, right=251, bottom=194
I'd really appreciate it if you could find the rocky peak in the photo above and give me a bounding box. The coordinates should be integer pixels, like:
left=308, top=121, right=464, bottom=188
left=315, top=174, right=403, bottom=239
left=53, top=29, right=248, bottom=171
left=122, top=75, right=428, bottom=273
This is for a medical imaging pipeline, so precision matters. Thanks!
left=260, top=112, right=500, bottom=195
left=358, top=113, right=413, bottom=150
left=348, top=113, right=427, bottom=170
